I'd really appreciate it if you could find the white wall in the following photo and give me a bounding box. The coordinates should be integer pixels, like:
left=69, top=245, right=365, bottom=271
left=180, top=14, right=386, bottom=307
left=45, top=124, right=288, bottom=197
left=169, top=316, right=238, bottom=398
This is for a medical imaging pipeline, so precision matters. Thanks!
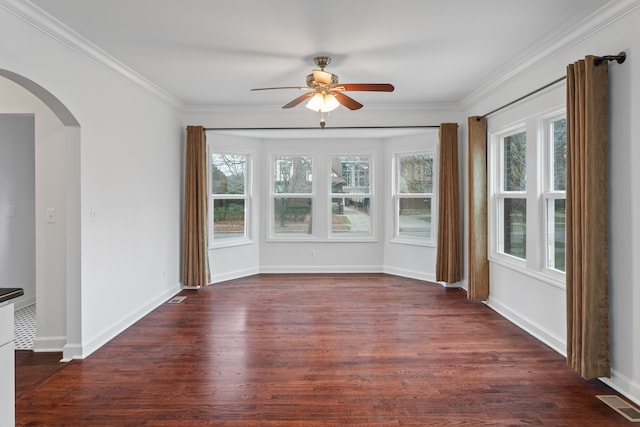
left=0, top=3, right=184, bottom=359
left=463, top=4, right=640, bottom=405
left=0, top=114, right=35, bottom=307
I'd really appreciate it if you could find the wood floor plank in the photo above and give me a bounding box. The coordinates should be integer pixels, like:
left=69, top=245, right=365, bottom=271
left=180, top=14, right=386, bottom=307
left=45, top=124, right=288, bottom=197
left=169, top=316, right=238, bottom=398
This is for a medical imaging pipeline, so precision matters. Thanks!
left=16, top=274, right=627, bottom=426
left=14, top=350, right=65, bottom=400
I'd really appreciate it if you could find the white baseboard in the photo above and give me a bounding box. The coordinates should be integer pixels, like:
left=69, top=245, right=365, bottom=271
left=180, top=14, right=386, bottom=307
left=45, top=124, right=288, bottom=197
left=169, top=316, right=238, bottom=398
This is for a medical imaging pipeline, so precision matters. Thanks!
left=211, top=266, right=260, bottom=284
left=601, top=369, right=640, bottom=407
left=437, top=280, right=463, bottom=288
left=71, top=283, right=181, bottom=360
left=33, top=335, right=66, bottom=353
left=486, top=295, right=566, bottom=356
left=259, top=265, right=383, bottom=274
left=382, top=266, right=435, bottom=283
left=61, top=343, right=82, bottom=362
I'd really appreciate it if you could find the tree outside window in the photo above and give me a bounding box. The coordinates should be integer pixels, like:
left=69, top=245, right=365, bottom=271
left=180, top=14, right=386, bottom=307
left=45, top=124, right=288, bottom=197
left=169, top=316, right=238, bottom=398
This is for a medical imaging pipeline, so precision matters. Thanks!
left=273, top=156, right=313, bottom=235
left=211, top=153, right=247, bottom=240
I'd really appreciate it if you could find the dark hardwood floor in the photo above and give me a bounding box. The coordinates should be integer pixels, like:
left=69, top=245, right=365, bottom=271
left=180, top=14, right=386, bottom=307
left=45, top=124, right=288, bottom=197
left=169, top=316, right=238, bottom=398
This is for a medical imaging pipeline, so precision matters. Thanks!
left=16, top=274, right=629, bottom=426
left=15, top=350, right=65, bottom=400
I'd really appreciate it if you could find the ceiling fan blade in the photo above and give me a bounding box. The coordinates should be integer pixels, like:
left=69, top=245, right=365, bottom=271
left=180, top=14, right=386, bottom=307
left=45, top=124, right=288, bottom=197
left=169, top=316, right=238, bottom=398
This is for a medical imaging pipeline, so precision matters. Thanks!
left=334, top=83, right=395, bottom=92
left=251, top=86, right=310, bottom=91
left=333, top=92, right=363, bottom=110
left=282, top=92, right=314, bottom=109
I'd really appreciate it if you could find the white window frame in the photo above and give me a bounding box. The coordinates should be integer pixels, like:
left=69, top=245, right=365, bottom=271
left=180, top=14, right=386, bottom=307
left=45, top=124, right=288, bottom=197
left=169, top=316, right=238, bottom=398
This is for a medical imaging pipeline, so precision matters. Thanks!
left=208, top=150, right=252, bottom=248
left=328, top=154, right=375, bottom=240
left=268, top=154, right=316, bottom=240
left=488, top=104, right=567, bottom=289
left=391, top=150, right=436, bottom=247
left=542, top=111, right=567, bottom=279
left=490, top=124, right=528, bottom=268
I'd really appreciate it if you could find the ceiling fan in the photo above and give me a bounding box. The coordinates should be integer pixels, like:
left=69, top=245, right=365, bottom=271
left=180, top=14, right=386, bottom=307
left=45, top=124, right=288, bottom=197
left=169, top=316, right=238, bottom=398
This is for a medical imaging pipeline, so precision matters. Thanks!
left=251, top=56, right=394, bottom=127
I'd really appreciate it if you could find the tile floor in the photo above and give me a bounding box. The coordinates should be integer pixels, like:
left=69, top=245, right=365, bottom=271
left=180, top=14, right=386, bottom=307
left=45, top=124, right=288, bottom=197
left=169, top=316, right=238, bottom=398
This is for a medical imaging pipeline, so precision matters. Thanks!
left=14, top=304, right=36, bottom=350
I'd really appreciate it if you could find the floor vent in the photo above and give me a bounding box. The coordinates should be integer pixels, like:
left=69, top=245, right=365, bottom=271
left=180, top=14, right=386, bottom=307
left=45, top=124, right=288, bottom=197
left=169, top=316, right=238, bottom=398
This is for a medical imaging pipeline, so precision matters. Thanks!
left=167, top=296, right=186, bottom=304
left=597, top=395, right=640, bottom=422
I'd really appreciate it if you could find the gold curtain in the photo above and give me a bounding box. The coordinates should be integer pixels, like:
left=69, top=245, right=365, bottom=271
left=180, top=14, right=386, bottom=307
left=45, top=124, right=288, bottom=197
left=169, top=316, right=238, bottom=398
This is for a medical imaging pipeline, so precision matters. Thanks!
left=436, top=123, right=461, bottom=283
left=467, top=116, right=489, bottom=301
left=182, top=126, right=210, bottom=287
left=566, top=56, right=610, bottom=379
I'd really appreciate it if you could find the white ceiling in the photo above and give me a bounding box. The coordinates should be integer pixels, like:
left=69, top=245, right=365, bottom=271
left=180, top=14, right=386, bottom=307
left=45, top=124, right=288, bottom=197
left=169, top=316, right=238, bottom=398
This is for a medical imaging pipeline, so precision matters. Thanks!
left=30, top=0, right=613, bottom=109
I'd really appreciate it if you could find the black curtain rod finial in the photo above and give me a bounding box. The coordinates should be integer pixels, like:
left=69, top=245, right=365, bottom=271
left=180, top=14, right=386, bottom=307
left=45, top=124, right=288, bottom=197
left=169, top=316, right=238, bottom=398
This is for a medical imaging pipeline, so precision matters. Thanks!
left=595, top=51, right=626, bottom=65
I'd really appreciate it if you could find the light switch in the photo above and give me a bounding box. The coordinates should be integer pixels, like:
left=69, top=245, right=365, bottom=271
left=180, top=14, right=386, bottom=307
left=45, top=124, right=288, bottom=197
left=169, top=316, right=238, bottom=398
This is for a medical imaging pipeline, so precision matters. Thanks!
left=6, top=206, right=15, bottom=217
left=46, top=208, right=56, bottom=224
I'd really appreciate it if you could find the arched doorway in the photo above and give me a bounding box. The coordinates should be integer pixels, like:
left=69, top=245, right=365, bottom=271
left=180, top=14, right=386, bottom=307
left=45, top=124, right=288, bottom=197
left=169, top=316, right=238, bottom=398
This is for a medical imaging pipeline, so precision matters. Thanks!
left=0, top=69, right=82, bottom=361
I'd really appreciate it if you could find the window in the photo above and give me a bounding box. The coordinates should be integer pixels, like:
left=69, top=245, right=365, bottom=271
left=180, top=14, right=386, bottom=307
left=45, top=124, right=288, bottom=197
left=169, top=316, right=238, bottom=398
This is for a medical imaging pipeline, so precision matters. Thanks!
left=330, top=156, right=371, bottom=236
left=211, top=153, right=248, bottom=241
left=544, top=117, right=566, bottom=272
left=489, top=105, right=566, bottom=285
left=395, top=152, right=434, bottom=241
left=497, top=130, right=527, bottom=259
left=272, top=156, right=313, bottom=235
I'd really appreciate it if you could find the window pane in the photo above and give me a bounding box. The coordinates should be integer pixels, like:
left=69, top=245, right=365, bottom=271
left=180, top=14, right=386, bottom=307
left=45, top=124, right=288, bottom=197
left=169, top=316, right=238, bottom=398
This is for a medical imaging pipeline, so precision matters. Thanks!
left=273, top=198, right=312, bottom=234
left=399, top=154, right=433, bottom=194
left=503, top=132, right=526, bottom=192
left=213, top=199, right=245, bottom=239
left=331, top=197, right=370, bottom=234
left=331, top=156, right=370, bottom=194
left=552, top=119, right=567, bottom=191
left=398, top=198, right=431, bottom=238
left=212, top=154, right=246, bottom=194
left=503, top=198, right=526, bottom=259
left=274, top=156, right=313, bottom=194
left=547, top=198, right=566, bottom=272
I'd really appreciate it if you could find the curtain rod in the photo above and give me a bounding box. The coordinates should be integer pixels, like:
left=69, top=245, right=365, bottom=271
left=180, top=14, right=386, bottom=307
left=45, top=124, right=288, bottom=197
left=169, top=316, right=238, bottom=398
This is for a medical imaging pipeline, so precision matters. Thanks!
left=204, top=125, right=441, bottom=131
left=480, top=51, right=626, bottom=119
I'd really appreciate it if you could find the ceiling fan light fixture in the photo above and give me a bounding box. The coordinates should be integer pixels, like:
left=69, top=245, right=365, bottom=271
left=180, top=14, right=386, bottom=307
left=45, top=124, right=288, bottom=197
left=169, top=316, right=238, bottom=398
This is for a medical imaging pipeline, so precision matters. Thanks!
left=305, top=93, right=339, bottom=112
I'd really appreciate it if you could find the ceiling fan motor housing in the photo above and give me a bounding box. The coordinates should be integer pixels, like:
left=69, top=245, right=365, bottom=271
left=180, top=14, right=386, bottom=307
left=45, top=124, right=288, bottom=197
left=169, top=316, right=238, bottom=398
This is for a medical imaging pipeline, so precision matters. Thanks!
left=306, top=71, right=339, bottom=88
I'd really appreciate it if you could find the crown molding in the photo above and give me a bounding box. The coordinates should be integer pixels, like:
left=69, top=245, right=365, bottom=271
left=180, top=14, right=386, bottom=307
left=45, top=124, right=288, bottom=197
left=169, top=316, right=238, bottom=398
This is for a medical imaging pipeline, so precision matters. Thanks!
left=0, top=0, right=185, bottom=111
left=461, top=0, right=640, bottom=110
